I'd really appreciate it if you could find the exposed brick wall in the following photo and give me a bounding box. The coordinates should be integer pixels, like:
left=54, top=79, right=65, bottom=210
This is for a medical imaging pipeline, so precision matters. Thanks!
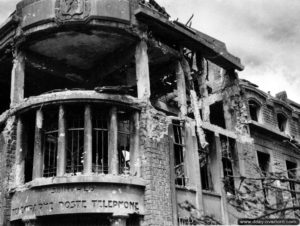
left=251, top=132, right=300, bottom=216
left=290, top=117, right=300, bottom=138
left=139, top=104, right=173, bottom=226
left=0, top=117, right=17, bottom=226
left=262, top=105, right=277, bottom=127
left=244, top=88, right=300, bottom=139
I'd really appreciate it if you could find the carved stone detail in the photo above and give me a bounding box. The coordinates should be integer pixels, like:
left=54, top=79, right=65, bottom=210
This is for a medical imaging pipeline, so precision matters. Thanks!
left=55, top=0, right=91, bottom=23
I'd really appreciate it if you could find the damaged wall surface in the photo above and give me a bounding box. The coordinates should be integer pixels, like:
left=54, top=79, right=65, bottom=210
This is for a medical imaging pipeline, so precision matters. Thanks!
left=0, top=0, right=299, bottom=226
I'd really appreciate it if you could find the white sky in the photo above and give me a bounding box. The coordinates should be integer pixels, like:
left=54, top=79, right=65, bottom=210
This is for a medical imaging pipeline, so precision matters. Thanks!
left=0, top=0, right=299, bottom=103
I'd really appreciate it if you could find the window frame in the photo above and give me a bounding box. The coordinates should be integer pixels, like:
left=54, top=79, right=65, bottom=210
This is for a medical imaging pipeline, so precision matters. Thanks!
left=276, top=112, right=288, bottom=133
left=248, top=99, right=261, bottom=122
left=172, top=120, right=187, bottom=187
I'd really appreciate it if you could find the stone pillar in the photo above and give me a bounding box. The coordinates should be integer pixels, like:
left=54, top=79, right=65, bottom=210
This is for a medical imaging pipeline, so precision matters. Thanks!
left=175, top=61, right=187, bottom=117
left=135, top=40, right=150, bottom=99
left=130, top=111, right=140, bottom=177
left=10, top=50, right=25, bottom=106
left=185, top=122, right=204, bottom=213
left=223, top=100, right=233, bottom=130
left=16, top=117, right=25, bottom=186
left=110, top=216, right=127, bottom=226
left=32, top=109, right=44, bottom=179
left=210, top=134, right=223, bottom=194
left=197, top=54, right=210, bottom=122
left=84, top=104, right=92, bottom=174
left=57, top=105, right=66, bottom=176
left=214, top=133, right=229, bottom=224
left=193, top=135, right=205, bottom=214
left=108, top=106, right=118, bottom=175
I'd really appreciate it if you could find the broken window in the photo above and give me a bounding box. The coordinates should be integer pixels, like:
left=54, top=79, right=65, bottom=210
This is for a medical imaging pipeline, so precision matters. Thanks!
left=43, top=108, right=58, bottom=177
left=92, top=109, right=108, bottom=174
left=209, top=101, right=226, bottom=129
left=257, top=151, right=271, bottom=201
left=277, top=113, right=287, bottom=132
left=286, top=161, right=297, bottom=203
left=248, top=100, right=260, bottom=122
left=173, top=120, right=186, bottom=187
left=66, top=107, right=85, bottom=175
left=118, top=111, right=131, bottom=175
left=220, top=135, right=236, bottom=195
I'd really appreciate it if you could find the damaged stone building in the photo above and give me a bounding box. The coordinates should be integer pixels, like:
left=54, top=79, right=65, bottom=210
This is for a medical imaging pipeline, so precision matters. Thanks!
left=0, top=0, right=299, bottom=225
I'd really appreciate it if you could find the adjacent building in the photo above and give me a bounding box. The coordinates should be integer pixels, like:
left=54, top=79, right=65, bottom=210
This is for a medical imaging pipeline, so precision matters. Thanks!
left=0, top=0, right=299, bottom=225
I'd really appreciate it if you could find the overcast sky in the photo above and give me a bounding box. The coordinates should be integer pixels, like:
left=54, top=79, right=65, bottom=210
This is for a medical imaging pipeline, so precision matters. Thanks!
left=0, top=0, right=299, bottom=103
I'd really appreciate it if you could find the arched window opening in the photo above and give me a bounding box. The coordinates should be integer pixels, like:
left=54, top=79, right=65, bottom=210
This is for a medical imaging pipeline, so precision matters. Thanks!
left=248, top=100, right=260, bottom=122
left=277, top=113, right=287, bottom=132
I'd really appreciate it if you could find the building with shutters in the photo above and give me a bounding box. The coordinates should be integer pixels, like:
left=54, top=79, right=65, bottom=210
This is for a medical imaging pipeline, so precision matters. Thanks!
left=0, top=0, right=299, bottom=226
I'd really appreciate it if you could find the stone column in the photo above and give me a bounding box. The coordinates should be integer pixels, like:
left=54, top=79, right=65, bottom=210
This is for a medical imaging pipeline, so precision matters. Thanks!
left=108, top=106, right=118, bottom=175
left=57, top=105, right=66, bottom=176
left=214, top=133, right=229, bottom=224
left=175, top=61, right=187, bottom=117
left=83, top=104, right=92, bottom=174
left=33, top=109, right=44, bottom=179
left=135, top=40, right=150, bottom=99
left=193, top=135, right=205, bottom=215
left=10, top=50, right=25, bottom=106
left=185, top=122, right=204, bottom=213
left=130, top=111, right=140, bottom=177
left=197, top=54, right=210, bottom=122
left=15, top=117, right=25, bottom=186
left=110, top=216, right=127, bottom=226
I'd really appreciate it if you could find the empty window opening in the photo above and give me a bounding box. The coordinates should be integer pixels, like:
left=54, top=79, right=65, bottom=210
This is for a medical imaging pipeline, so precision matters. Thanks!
left=118, top=111, right=131, bottom=175
left=38, top=214, right=111, bottom=226
left=207, top=86, right=212, bottom=95
left=43, top=108, right=58, bottom=177
left=249, top=100, right=260, bottom=122
left=210, top=101, right=226, bottom=129
left=277, top=113, right=287, bottom=132
left=257, top=151, right=270, bottom=200
left=150, top=61, right=177, bottom=101
left=173, top=120, right=186, bottom=187
left=126, top=214, right=140, bottom=226
left=66, top=107, right=85, bottom=175
left=220, top=135, right=236, bottom=195
left=92, top=110, right=108, bottom=174
left=286, top=161, right=297, bottom=202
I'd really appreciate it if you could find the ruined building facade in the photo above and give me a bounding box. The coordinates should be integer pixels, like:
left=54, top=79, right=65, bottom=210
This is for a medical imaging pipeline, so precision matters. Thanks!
left=0, top=0, right=299, bottom=225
